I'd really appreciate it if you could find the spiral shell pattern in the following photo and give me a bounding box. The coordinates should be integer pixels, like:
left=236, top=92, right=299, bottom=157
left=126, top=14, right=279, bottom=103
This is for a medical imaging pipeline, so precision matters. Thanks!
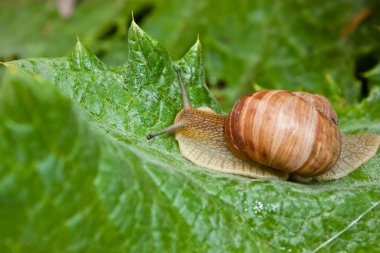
left=225, top=90, right=341, bottom=176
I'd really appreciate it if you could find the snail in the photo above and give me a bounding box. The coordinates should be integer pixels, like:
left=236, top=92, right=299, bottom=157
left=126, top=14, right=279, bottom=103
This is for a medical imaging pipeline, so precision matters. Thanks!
left=147, top=68, right=380, bottom=181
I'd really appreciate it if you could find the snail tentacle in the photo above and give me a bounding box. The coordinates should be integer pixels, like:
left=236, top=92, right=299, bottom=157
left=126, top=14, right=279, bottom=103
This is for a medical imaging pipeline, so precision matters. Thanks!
left=147, top=121, right=185, bottom=140
left=176, top=68, right=192, bottom=109
left=146, top=67, right=191, bottom=140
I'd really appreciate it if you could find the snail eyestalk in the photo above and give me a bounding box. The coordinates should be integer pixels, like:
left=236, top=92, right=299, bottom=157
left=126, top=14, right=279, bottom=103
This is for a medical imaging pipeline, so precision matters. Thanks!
left=147, top=69, right=192, bottom=140
left=146, top=68, right=192, bottom=140
left=176, top=68, right=192, bottom=109
left=147, top=121, right=185, bottom=140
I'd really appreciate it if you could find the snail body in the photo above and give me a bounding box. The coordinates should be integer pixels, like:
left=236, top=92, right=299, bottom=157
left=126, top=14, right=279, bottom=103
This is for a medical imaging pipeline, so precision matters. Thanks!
left=147, top=69, right=380, bottom=182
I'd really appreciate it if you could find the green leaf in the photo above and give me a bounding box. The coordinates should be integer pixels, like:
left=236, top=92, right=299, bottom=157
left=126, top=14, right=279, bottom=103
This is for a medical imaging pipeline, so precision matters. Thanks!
left=2, top=22, right=380, bottom=252
left=366, top=63, right=380, bottom=87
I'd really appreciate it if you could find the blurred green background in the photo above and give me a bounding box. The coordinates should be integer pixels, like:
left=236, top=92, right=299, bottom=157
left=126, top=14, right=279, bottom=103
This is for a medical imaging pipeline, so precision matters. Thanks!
left=1, top=0, right=379, bottom=111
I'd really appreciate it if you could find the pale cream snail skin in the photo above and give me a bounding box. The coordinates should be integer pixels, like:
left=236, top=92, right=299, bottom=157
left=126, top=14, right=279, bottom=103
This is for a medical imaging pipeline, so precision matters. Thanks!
left=147, top=68, right=380, bottom=182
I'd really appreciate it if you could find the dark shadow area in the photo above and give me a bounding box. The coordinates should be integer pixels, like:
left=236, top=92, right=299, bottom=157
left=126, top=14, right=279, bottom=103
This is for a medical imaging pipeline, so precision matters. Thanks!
left=97, top=23, right=118, bottom=41
left=216, top=80, right=227, bottom=90
left=0, top=53, right=20, bottom=62
left=133, top=5, right=154, bottom=24
left=95, top=48, right=106, bottom=59
left=0, top=53, right=21, bottom=62
left=355, top=53, right=378, bottom=100
left=205, top=77, right=228, bottom=90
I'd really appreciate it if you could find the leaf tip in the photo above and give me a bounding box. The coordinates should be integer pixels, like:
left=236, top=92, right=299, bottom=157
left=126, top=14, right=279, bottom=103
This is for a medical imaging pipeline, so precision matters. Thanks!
left=129, top=14, right=143, bottom=33
left=71, top=40, right=105, bottom=71
left=75, top=38, right=84, bottom=53
left=130, top=11, right=139, bottom=28
left=195, top=33, right=202, bottom=50
left=2, top=62, right=20, bottom=73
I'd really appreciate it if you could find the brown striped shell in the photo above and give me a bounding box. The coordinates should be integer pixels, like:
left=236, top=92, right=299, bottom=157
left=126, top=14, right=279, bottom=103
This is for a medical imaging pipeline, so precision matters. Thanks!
left=225, top=90, right=342, bottom=176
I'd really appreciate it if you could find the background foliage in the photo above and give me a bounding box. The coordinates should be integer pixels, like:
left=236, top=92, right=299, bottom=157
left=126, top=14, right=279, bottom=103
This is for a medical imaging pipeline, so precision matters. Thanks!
left=1, top=0, right=380, bottom=252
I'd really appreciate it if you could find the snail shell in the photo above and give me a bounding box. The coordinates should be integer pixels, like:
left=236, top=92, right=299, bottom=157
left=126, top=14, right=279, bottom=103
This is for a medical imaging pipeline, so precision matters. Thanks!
left=225, top=90, right=341, bottom=176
